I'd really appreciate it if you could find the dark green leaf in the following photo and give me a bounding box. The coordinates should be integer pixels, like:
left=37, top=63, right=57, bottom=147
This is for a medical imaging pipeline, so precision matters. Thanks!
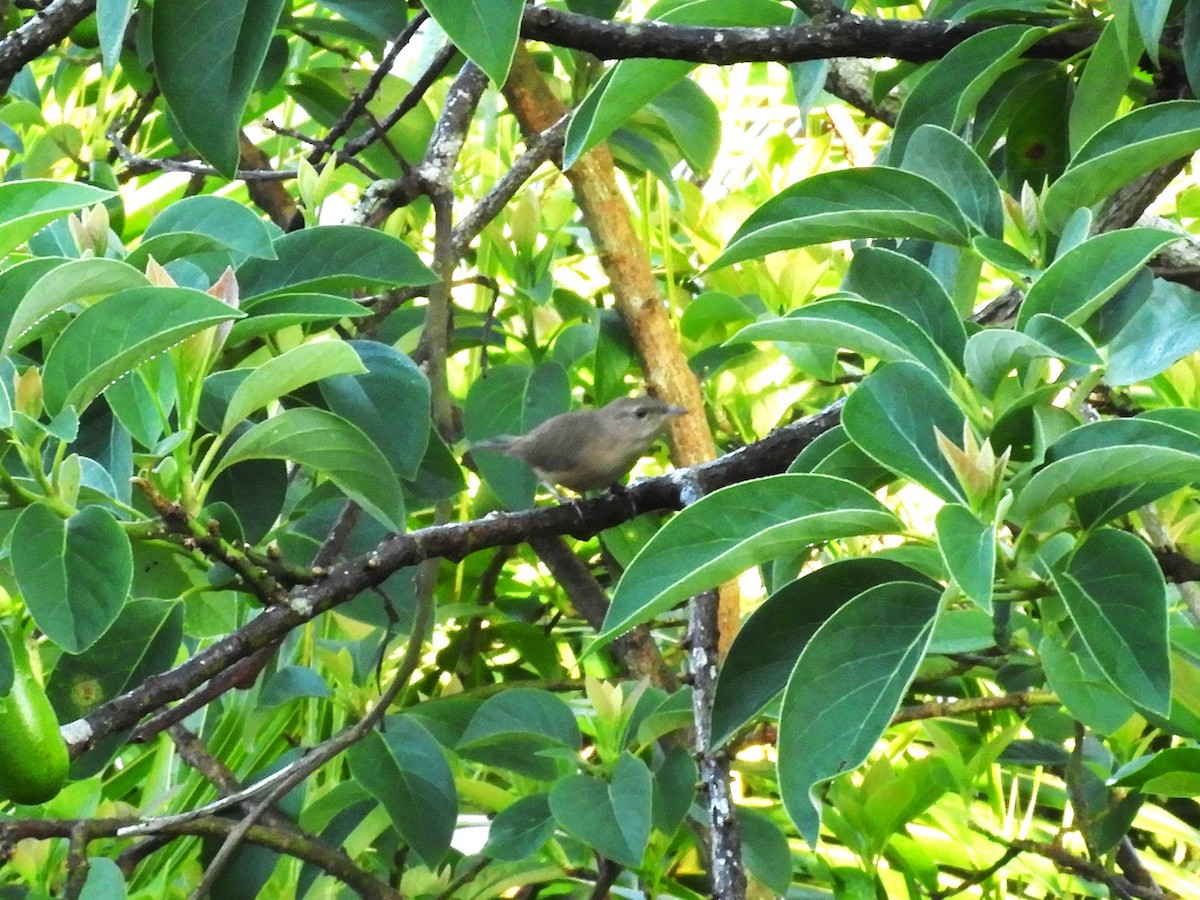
left=1052, top=529, right=1170, bottom=714
left=422, top=0, right=523, bottom=86
left=457, top=688, right=580, bottom=780
left=779, top=581, right=941, bottom=845
left=41, top=287, right=242, bottom=416
left=13, top=504, right=132, bottom=654
left=0, top=180, right=114, bottom=259
left=965, top=314, right=1100, bottom=396
left=842, top=361, right=968, bottom=503
left=142, top=195, right=277, bottom=263
left=738, top=808, right=793, bottom=895
left=1016, top=229, right=1179, bottom=328
left=549, top=752, right=653, bottom=868
left=214, top=408, right=405, bottom=532
left=901, top=125, right=1003, bottom=238
left=1131, top=0, right=1172, bottom=65
left=713, top=558, right=937, bottom=745
left=599, top=474, right=902, bottom=642
left=1040, top=631, right=1136, bottom=735
left=227, top=293, right=370, bottom=346
left=1106, top=279, right=1200, bottom=384
left=348, top=716, right=457, bottom=867
left=484, top=794, right=556, bottom=861
left=652, top=746, right=698, bottom=835
left=1112, top=747, right=1200, bottom=796
left=152, top=0, right=288, bottom=175
left=935, top=504, right=994, bottom=611
left=236, top=226, right=436, bottom=299
left=711, top=168, right=972, bottom=270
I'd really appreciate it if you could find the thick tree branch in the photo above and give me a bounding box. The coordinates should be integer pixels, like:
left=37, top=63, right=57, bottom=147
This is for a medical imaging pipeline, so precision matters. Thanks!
left=0, top=0, right=92, bottom=88
left=519, top=6, right=1096, bottom=65
left=66, top=401, right=844, bottom=756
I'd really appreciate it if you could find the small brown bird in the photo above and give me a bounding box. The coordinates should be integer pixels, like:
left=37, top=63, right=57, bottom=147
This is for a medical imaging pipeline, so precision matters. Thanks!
left=472, top=395, right=686, bottom=497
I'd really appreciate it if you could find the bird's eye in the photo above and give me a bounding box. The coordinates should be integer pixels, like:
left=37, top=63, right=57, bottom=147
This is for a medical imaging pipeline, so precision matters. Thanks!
left=635, top=408, right=649, bottom=419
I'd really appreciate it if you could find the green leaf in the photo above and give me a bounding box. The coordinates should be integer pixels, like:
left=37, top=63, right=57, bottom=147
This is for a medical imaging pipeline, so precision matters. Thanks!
left=1044, top=101, right=1200, bottom=231
left=738, top=808, right=793, bottom=896
left=226, top=293, right=370, bottom=346
left=0, top=180, right=114, bottom=259
left=348, top=716, right=457, bottom=867
left=41, top=287, right=243, bottom=416
left=713, top=558, right=937, bottom=746
left=1131, top=0, right=1172, bottom=65
left=732, top=297, right=952, bottom=383
left=935, top=504, right=994, bottom=611
left=214, top=408, right=405, bottom=532
left=563, top=0, right=790, bottom=167
left=141, top=195, right=277, bottom=263
left=236, top=226, right=436, bottom=299
left=599, top=474, right=901, bottom=642
left=319, top=341, right=431, bottom=481
left=1011, top=417, right=1200, bottom=521
left=457, top=688, right=580, bottom=780
left=1069, top=16, right=1140, bottom=152
left=13, top=504, right=133, bottom=654
left=1041, top=631, right=1136, bottom=735
left=1112, top=747, right=1200, bottom=796
left=842, top=361, right=968, bottom=503
left=886, top=25, right=1048, bottom=162
left=778, top=581, right=941, bottom=845
left=1106, top=279, right=1200, bottom=384
left=652, top=746, right=698, bottom=835
left=549, top=752, right=653, bottom=868
left=46, top=598, right=183, bottom=719
left=221, top=342, right=367, bottom=435
left=421, top=0, right=523, bottom=86
left=788, top=425, right=893, bottom=492
left=965, top=314, right=1100, bottom=396
left=710, top=168, right=972, bottom=270
left=1051, top=529, right=1170, bottom=714
left=151, top=0, right=289, bottom=176
left=484, top=794, right=556, bottom=861
left=841, top=247, right=966, bottom=365
left=3, top=258, right=150, bottom=354
left=97, top=0, right=136, bottom=74
left=901, top=125, right=1004, bottom=239
left=1016, top=229, right=1179, bottom=329
left=78, top=858, right=125, bottom=900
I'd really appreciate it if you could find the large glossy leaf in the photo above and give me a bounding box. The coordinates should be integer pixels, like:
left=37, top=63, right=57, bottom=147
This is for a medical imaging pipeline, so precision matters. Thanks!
left=1041, top=631, right=1136, bottom=735
left=1044, top=101, right=1200, bottom=230
left=841, top=247, right=966, bottom=365
left=732, top=297, right=953, bottom=383
left=778, top=581, right=941, bottom=845
left=710, top=168, right=972, bottom=270
left=236, top=226, right=436, bottom=299
left=46, top=598, right=182, bottom=720
left=598, top=474, right=902, bottom=642
left=0, top=180, right=114, bottom=259
left=788, top=425, right=893, bottom=492
left=935, top=503, right=994, bottom=611
left=141, top=195, right=276, bottom=263
left=563, top=0, right=791, bottom=167
left=3, top=258, right=149, bottom=354
left=1068, top=15, right=1140, bottom=152
left=549, top=752, right=653, bottom=869
left=901, top=125, right=1003, bottom=239
left=484, top=794, right=556, bottom=861
left=457, top=688, right=580, bottom=780
left=347, top=715, right=457, bottom=867
left=227, top=293, right=370, bottom=346
left=886, top=25, right=1048, bottom=162
left=1016, top=229, right=1179, bottom=328
left=1106, top=279, right=1200, bottom=384
left=712, top=558, right=937, bottom=746
left=1112, top=747, right=1200, bottom=796
left=1051, top=529, right=1170, bottom=714
left=41, top=287, right=243, bottom=416
left=152, top=0, right=289, bottom=176
left=221, top=342, right=366, bottom=435
left=319, top=341, right=431, bottom=482
left=214, top=407, right=405, bottom=531
left=1012, top=417, right=1200, bottom=521
left=1131, top=0, right=1172, bottom=65
left=13, top=504, right=133, bottom=654
left=842, top=361, right=968, bottom=503
left=422, top=0, right=523, bottom=86
left=965, top=314, right=1100, bottom=396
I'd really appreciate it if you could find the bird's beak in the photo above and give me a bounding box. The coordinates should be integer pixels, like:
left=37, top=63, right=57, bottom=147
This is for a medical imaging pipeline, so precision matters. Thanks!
left=666, top=405, right=688, bottom=417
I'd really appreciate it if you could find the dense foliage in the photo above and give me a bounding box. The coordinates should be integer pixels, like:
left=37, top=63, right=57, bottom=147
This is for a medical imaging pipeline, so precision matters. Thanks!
left=0, top=1, right=1199, bottom=898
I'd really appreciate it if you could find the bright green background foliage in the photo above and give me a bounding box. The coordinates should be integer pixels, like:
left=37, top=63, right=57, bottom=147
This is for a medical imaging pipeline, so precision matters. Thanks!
left=0, top=0, right=1199, bottom=898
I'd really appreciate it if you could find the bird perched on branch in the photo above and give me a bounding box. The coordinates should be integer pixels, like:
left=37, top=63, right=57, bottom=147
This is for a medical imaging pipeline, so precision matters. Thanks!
left=472, top=395, right=686, bottom=498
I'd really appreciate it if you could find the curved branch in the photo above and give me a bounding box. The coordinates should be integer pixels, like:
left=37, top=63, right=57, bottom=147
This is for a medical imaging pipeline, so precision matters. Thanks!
left=67, top=401, right=845, bottom=756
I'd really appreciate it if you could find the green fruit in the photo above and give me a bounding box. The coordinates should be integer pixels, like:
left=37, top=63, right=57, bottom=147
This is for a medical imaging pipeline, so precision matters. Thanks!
left=0, top=626, right=69, bottom=805
left=69, top=16, right=100, bottom=49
